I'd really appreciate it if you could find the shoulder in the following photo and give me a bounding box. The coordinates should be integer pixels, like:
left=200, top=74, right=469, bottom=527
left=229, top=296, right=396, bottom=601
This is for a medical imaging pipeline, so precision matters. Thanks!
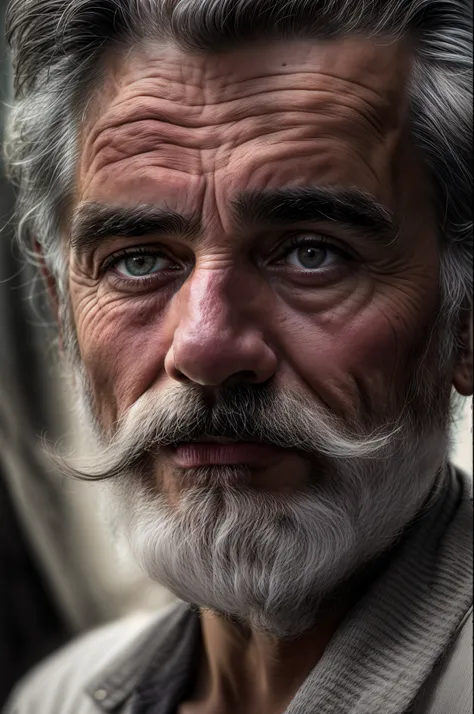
left=3, top=601, right=185, bottom=714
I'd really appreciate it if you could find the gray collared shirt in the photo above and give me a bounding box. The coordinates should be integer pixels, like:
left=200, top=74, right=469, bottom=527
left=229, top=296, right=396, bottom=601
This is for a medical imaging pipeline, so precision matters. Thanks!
left=85, top=602, right=199, bottom=714
left=128, top=606, right=200, bottom=714
left=4, top=600, right=199, bottom=714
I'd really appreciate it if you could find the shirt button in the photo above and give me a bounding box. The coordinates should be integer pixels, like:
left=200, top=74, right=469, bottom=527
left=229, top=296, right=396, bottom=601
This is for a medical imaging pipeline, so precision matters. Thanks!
left=94, top=689, right=108, bottom=702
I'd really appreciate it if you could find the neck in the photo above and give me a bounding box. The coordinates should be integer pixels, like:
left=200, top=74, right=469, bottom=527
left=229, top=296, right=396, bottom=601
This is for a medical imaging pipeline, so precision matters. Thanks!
left=195, top=611, right=340, bottom=714
left=185, top=568, right=379, bottom=714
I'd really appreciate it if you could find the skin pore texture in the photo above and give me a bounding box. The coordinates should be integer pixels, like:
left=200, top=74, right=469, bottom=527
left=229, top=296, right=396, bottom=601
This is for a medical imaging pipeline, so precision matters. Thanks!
left=60, top=36, right=471, bottom=714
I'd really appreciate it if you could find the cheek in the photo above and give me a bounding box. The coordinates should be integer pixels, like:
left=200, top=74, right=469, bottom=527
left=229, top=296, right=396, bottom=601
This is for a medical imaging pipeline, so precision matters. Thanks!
left=74, top=293, right=169, bottom=427
left=282, top=302, right=428, bottom=421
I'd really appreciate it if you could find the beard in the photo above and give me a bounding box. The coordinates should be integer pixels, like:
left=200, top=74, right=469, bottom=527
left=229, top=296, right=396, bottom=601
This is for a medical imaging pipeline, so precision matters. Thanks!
left=57, top=305, right=455, bottom=638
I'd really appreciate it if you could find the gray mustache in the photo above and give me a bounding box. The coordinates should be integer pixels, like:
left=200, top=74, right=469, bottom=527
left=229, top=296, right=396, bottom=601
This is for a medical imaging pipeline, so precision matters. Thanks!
left=142, top=385, right=294, bottom=446
left=54, top=383, right=400, bottom=482
left=116, top=385, right=317, bottom=472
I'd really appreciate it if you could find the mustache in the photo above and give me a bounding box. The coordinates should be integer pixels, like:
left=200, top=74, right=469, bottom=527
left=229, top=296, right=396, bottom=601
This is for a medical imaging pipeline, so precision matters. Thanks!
left=51, top=382, right=402, bottom=481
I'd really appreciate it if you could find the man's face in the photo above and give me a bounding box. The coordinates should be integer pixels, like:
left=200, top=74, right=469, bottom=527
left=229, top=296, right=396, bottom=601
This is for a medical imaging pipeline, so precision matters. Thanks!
left=62, top=37, right=455, bottom=635
left=71, top=36, right=439, bottom=471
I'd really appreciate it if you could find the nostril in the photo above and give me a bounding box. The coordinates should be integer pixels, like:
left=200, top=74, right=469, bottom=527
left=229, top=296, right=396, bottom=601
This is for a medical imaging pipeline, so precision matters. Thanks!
left=165, top=353, right=189, bottom=383
left=173, top=368, right=189, bottom=383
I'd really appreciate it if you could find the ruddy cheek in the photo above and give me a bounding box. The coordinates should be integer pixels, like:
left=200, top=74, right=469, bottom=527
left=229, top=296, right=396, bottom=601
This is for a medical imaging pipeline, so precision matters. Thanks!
left=77, top=297, right=170, bottom=427
left=337, top=312, right=401, bottom=369
left=286, top=306, right=413, bottom=421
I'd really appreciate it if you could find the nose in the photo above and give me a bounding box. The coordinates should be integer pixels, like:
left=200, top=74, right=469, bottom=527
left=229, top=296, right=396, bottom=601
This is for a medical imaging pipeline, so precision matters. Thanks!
left=164, top=268, right=277, bottom=387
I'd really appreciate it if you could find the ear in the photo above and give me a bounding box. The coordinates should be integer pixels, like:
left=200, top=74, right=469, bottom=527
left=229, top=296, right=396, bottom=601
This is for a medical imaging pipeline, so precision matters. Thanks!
left=452, top=307, right=473, bottom=396
left=34, top=240, right=64, bottom=351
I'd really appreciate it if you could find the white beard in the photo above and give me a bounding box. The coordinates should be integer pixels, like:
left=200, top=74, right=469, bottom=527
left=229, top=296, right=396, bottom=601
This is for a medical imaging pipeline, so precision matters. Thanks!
left=101, top=425, right=447, bottom=638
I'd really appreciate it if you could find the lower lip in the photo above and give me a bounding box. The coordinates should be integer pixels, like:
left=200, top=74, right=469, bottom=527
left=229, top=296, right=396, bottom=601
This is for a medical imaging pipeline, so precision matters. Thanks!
left=169, top=442, right=282, bottom=468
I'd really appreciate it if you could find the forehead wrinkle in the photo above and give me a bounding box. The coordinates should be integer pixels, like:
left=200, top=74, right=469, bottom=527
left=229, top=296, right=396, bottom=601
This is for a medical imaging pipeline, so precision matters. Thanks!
left=131, top=35, right=411, bottom=95
left=81, top=37, right=413, bottom=151
left=81, top=93, right=396, bottom=186
left=106, top=70, right=390, bottom=110
left=87, top=77, right=399, bottom=140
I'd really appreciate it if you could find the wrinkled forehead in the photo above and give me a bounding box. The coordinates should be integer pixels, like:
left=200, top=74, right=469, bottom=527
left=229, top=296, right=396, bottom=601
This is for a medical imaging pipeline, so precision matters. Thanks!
left=83, top=35, right=414, bottom=142
left=76, top=35, right=424, bottom=222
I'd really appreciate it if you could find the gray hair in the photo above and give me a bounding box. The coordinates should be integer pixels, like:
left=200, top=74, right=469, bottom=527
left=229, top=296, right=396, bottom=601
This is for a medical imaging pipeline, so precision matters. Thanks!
left=4, top=0, right=473, bottom=332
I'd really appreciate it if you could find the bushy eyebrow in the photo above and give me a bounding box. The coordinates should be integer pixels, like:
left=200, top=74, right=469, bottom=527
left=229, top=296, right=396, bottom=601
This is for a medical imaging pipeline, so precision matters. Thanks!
left=232, top=186, right=398, bottom=243
left=70, top=203, right=201, bottom=253
left=70, top=186, right=398, bottom=254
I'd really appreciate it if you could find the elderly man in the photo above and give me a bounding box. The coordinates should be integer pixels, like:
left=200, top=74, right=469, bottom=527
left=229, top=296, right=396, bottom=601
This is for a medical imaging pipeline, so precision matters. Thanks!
left=3, top=0, right=473, bottom=713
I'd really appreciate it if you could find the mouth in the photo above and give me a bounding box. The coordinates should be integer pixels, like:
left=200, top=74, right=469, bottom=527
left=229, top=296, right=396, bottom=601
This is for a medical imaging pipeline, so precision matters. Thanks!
left=166, top=437, right=283, bottom=468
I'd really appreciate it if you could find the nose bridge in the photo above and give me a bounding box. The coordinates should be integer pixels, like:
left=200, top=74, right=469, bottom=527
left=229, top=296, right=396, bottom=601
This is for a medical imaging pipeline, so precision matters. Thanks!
left=181, top=265, right=236, bottom=340
left=165, top=265, right=277, bottom=386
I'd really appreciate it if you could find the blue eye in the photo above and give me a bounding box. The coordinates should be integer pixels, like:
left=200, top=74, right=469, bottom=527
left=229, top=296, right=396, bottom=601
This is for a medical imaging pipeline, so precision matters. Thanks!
left=285, top=242, right=339, bottom=270
left=114, top=253, right=173, bottom=278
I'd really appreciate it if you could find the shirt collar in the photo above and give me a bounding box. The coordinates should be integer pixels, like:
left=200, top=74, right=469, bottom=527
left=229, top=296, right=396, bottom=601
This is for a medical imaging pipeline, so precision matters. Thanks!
left=84, top=601, right=197, bottom=712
